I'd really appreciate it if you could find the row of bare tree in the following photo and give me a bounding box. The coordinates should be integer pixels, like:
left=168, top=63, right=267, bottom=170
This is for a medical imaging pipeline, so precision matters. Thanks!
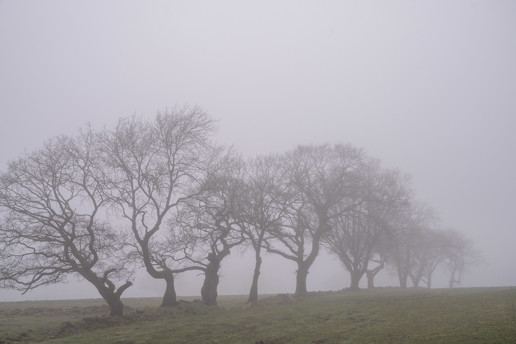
left=0, top=108, right=480, bottom=316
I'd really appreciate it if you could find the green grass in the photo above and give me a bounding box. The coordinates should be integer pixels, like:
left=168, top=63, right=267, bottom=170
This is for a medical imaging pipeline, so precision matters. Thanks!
left=1, top=287, right=515, bottom=343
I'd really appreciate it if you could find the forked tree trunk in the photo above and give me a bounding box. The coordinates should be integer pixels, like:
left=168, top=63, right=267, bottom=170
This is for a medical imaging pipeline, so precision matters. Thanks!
left=95, top=283, right=131, bottom=317
left=366, top=262, right=384, bottom=289
left=104, top=294, right=125, bottom=317
left=80, top=268, right=133, bottom=317
left=411, top=275, right=421, bottom=288
left=349, top=270, right=364, bottom=290
left=448, top=266, right=460, bottom=288
left=141, top=243, right=180, bottom=307
left=294, top=230, right=324, bottom=296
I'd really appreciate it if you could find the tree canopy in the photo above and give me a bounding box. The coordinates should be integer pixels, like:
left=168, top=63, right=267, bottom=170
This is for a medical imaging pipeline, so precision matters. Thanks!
left=0, top=108, right=482, bottom=315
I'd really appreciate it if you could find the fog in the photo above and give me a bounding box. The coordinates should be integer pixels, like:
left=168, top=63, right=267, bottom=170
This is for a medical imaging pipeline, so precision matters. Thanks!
left=0, top=0, right=515, bottom=302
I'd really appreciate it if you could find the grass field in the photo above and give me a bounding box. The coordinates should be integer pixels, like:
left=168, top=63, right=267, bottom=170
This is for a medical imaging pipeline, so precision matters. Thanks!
left=1, top=287, right=515, bottom=343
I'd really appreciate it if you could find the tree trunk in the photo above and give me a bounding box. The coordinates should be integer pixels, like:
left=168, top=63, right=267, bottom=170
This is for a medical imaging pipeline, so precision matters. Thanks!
left=247, top=253, right=262, bottom=304
left=411, top=275, right=421, bottom=288
left=105, top=294, right=125, bottom=317
left=365, top=262, right=384, bottom=289
left=95, top=285, right=125, bottom=317
left=295, top=263, right=309, bottom=296
left=201, top=254, right=220, bottom=306
left=426, top=275, right=432, bottom=289
left=160, top=272, right=179, bottom=307
left=141, top=241, right=179, bottom=306
left=449, top=267, right=459, bottom=288
left=85, top=272, right=132, bottom=317
left=294, top=228, right=324, bottom=296
left=398, top=270, right=408, bottom=289
left=349, top=270, right=363, bottom=290
left=366, top=271, right=375, bottom=289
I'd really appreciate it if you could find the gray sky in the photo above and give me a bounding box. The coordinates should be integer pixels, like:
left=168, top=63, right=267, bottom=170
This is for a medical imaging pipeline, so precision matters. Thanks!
left=0, top=0, right=515, bottom=301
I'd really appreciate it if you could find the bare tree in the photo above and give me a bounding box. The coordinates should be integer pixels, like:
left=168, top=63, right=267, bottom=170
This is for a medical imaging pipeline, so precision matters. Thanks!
left=408, top=228, right=450, bottom=288
left=240, top=155, right=291, bottom=304
left=324, top=207, right=374, bottom=290
left=0, top=131, right=132, bottom=316
left=175, top=151, right=245, bottom=306
left=324, top=166, right=411, bottom=290
left=264, top=144, right=366, bottom=295
left=443, top=229, right=483, bottom=288
left=100, top=106, right=214, bottom=307
left=384, top=202, right=436, bottom=288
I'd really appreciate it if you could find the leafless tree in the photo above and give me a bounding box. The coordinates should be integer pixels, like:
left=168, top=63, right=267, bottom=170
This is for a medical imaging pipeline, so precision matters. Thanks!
left=174, top=151, right=245, bottom=306
left=407, top=228, right=450, bottom=288
left=324, top=207, right=374, bottom=290
left=443, top=229, right=483, bottom=288
left=323, top=166, right=411, bottom=290
left=0, top=130, right=132, bottom=316
left=100, top=106, right=214, bottom=307
left=384, top=202, right=436, bottom=288
left=240, top=155, right=292, bottom=304
left=264, top=144, right=366, bottom=295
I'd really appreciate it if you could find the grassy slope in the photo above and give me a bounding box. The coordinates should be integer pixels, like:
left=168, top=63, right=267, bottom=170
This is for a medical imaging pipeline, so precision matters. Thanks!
left=1, top=287, right=515, bottom=344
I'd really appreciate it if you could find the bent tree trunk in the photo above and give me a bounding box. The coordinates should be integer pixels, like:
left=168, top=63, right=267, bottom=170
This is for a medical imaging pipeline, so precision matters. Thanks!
left=366, top=262, right=384, bottom=289
left=294, top=233, right=323, bottom=296
left=410, top=271, right=422, bottom=288
left=141, top=244, right=180, bottom=307
left=101, top=291, right=125, bottom=317
left=366, top=271, right=375, bottom=289
left=201, top=254, right=221, bottom=306
left=247, top=254, right=262, bottom=304
left=161, top=272, right=179, bottom=307
left=93, top=280, right=132, bottom=317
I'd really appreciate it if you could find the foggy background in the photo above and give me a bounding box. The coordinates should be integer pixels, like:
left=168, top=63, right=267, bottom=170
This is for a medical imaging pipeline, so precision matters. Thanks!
left=0, top=0, right=515, bottom=301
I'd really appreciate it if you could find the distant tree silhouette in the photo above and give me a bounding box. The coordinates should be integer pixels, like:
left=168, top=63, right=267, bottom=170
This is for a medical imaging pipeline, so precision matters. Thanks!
left=324, top=166, right=411, bottom=290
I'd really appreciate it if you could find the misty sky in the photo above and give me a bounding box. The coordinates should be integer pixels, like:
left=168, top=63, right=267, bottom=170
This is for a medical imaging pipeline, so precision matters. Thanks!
left=0, top=0, right=515, bottom=301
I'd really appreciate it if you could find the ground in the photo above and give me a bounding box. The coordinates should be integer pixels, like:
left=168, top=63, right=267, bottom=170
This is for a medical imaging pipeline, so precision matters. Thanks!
left=1, top=287, right=515, bottom=343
